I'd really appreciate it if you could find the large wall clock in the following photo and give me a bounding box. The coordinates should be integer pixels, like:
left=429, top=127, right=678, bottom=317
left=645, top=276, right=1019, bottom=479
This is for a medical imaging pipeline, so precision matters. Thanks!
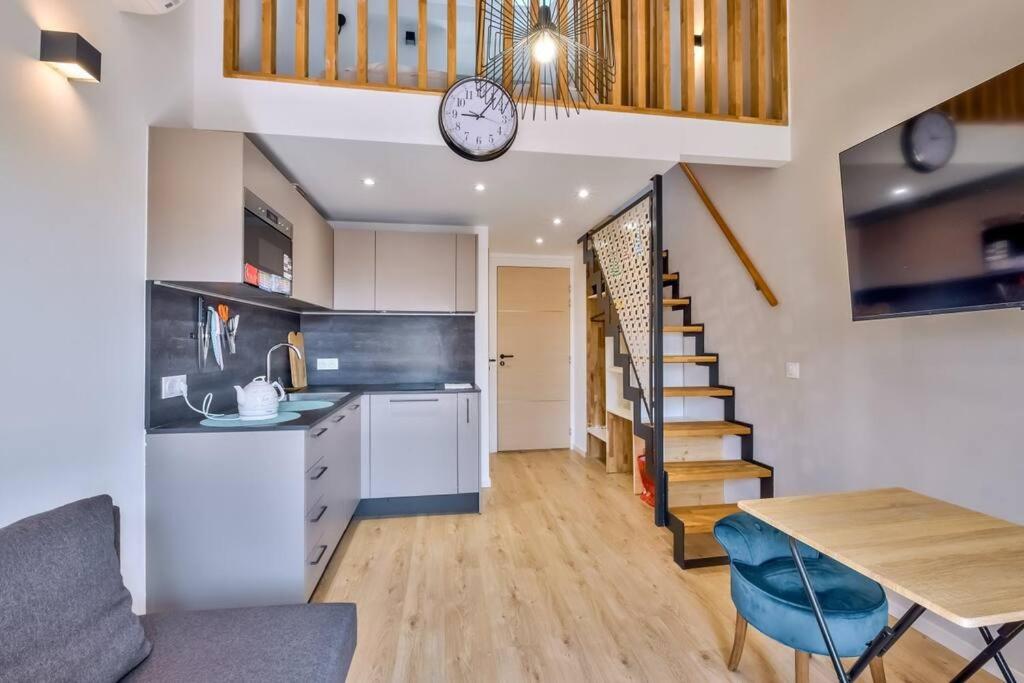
left=439, top=77, right=518, bottom=162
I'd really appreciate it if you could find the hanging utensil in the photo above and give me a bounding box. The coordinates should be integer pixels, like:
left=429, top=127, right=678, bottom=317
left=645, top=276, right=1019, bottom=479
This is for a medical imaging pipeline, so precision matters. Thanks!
left=197, top=296, right=208, bottom=370
left=209, top=307, right=224, bottom=370
left=227, top=314, right=240, bottom=354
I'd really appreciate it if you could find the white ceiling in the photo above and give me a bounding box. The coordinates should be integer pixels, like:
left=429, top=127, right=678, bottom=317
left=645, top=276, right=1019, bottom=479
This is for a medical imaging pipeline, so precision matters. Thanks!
left=251, top=133, right=669, bottom=255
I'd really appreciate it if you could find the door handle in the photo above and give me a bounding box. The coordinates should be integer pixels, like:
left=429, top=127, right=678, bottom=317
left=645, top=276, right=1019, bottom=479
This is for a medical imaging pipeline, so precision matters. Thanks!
left=499, top=354, right=515, bottom=359
left=389, top=398, right=440, bottom=404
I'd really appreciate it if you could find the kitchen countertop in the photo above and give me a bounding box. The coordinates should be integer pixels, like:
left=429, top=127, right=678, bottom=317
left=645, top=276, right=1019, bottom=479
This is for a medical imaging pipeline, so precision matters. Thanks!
left=146, top=383, right=480, bottom=435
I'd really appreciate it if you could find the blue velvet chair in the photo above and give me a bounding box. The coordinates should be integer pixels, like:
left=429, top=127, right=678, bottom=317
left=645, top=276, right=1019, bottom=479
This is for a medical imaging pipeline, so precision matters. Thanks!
left=713, top=512, right=889, bottom=682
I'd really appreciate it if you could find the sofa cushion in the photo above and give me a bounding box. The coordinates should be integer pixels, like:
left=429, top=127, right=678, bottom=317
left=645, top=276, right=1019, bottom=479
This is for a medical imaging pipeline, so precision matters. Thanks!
left=122, top=604, right=357, bottom=683
left=0, top=495, right=151, bottom=683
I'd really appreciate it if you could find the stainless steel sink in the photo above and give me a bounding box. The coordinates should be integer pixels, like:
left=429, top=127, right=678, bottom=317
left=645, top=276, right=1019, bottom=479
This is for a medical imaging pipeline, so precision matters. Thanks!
left=285, top=392, right=350, bottom=402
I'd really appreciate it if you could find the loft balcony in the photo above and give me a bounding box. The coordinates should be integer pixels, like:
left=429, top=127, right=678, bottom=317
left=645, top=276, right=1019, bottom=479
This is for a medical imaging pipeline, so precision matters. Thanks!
left=193, top=0, right=791, bottom=166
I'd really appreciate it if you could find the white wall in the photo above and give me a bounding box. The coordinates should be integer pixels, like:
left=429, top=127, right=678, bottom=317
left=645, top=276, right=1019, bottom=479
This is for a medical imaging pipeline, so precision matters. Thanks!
left=661, top=0, right=1024, bottom=671
left=0, top=1, right=193, bottom=609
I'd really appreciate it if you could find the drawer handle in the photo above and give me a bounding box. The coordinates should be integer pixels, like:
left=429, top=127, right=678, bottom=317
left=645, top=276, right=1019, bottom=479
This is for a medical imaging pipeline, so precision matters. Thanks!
left=310, top=465, right=329, bottom=480
left=465, top=398, right=470, bottom=423
left=310, top=505, right=328, bottom=523
left=390, top=398, right=439, bottom=404
left=349, top=404, right=360, bottom=410
left=312, top=427, right=328, bottom=439
left=310, top=545, right=328, bottom=566
left=332, top=414, right=346, bottom=423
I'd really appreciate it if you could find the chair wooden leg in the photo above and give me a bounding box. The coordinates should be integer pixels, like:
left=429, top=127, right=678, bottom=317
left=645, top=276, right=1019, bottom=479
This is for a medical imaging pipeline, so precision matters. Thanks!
left=795, top=650, right=810, bottom=683
left=869, top=657, right=887, bottom=683
left=726, top=613, right=748, bottom=671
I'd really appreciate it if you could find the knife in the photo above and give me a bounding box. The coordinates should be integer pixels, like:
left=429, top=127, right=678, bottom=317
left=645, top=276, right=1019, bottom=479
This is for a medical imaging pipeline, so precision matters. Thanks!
left=197, top=296, right=207, bottom=369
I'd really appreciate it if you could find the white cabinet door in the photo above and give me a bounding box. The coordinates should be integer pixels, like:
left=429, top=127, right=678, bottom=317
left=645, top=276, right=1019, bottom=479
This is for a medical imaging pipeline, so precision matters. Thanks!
left=334, top=398, right=362, bottom=535
left=374, top=231, right=456, bottom=312
left=455, top=233, right=478, bottom=312
left=334, top=230, right=376, bottom=310
left=457, top=393, right=480, bottom=493
left=369, top=393, right=458, bottom=497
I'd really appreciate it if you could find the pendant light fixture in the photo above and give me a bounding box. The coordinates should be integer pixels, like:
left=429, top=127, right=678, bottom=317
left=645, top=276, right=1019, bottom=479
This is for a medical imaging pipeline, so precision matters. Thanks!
left=478, top=0, right=615, bottom=120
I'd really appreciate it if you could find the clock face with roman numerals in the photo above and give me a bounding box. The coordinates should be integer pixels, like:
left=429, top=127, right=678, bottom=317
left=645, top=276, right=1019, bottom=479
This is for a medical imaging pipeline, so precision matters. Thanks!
left=439, top=77, right=518, bottom=162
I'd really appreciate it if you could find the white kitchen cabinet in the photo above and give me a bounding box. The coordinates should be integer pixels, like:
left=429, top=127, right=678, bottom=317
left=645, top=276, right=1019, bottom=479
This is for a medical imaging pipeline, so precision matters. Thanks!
left=374, top=231, right=457, bottom=312
left=333, top=229, right=376, bottom=310
left=146, top=400, right=361, bottom=611
left=369, top=393, right=459, bottom=497
left=456, top=234, right=478, bottom=312
left=147, top=128, right=333, bottom=309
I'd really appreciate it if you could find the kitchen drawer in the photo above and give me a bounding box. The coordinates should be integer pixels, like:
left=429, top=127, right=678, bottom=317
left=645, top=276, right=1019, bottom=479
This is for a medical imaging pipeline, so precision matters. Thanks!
left=304, top=455, right=332, bottom=513
left=369, top=393, right=458, bottom=498
left=304, top=493, right=329, bottom=550
left=305, top=406, right=347, bottom=471
left=304, top=527, right=330, bottom=599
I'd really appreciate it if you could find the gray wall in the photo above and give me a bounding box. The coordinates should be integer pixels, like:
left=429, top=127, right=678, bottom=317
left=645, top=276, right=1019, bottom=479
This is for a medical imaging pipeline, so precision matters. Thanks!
left=661, top=0, right=1024, bottom=669
left=146, top=284, right=300, bottom=427
left=301, top=314, right=474, bottom=385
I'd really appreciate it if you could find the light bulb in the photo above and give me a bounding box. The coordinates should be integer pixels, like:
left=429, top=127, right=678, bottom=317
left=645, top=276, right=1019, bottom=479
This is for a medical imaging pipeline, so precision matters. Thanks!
left=532, top=32, right=557, bottom=64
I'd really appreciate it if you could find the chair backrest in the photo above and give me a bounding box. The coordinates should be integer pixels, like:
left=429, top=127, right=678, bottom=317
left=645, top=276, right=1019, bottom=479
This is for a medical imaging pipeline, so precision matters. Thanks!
left=714, top=512, right=819, bottom=566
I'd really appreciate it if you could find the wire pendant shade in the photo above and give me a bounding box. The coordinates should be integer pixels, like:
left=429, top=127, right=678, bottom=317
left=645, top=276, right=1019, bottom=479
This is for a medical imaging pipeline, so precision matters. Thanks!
left=479, top=0, right=615, bottom=120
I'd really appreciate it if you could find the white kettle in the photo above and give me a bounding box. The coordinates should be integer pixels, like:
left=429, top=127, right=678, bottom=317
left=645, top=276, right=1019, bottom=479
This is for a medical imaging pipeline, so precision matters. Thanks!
left=234, top=376, right=286, bottom=420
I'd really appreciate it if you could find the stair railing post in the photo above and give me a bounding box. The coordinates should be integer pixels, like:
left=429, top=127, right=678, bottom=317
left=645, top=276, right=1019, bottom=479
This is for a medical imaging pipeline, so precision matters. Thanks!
left=651, top=174, right=666, bottom=527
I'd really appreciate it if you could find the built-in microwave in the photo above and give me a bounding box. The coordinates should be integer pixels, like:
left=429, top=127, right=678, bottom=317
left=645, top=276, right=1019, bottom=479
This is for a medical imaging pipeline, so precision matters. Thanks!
left=242, top=189, right=293, bottom=296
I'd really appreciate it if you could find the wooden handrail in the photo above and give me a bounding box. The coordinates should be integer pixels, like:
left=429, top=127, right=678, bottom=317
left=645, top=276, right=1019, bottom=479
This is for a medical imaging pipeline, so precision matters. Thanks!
left=679, top=162, right=779, bottom=307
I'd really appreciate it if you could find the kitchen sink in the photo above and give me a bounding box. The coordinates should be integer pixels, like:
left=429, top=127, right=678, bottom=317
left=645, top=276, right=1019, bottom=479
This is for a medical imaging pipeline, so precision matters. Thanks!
left=285, top=391, right=350, bottom=402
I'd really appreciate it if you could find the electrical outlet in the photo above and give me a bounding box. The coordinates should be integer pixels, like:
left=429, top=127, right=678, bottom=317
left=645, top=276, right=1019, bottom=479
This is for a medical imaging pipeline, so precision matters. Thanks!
left=317, top=358, right=339, bottom=371
left=161, top=375, right=188, bottom=399
left=785, top=362, right=801, bottom=379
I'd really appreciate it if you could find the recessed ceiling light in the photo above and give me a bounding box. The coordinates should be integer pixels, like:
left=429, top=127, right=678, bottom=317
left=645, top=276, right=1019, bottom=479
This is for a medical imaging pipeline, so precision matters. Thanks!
left=535, top=237, right=544, bottom=244
left=362, top=177, right=376, bottom=187
left=891, top=186, right=909, bottom=196
left=553, top=217, right=562, bottom=225
left=474, top=183, right=486, bottom=192
left=577, top=188, right=590, bottom=199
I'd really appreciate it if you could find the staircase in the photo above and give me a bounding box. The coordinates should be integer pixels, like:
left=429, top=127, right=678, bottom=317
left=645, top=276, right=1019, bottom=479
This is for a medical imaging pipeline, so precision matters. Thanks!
left=583, top=197, right=775, bottom=570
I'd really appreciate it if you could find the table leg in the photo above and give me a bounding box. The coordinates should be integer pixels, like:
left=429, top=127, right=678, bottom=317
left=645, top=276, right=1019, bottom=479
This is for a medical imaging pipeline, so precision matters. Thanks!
left=789, top=537, right=850, bottom=682
left=848, top=603, right=925, bottom=681
left=980, top=626, right=1017, bottom=683
left=952, top=623, right=1024, bottom=683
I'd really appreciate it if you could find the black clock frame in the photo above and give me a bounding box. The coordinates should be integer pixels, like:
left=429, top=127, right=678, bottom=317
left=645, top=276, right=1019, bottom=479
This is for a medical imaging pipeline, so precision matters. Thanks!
left=438, top=77, right=518, bottom=163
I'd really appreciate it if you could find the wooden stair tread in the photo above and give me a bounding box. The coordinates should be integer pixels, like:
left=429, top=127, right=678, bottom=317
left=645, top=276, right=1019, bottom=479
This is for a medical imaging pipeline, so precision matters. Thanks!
left=663, top=273, right=679, bottom=282
left=670, top=503, right=741, bottom=534
left=660, top=420, right=752, bottom=436
left=664, top=355, right=717, bottom=364
left=664, top=460, right=770, bottom=482
left=663, top=386, right=733, bottom=397
left=664, top=324, right=703, bottom=334
left=663, top=297, right=690, bottom=307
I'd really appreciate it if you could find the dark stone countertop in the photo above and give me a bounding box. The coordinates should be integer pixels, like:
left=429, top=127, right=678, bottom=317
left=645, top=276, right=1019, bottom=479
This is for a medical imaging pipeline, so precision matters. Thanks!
left=146, top=383, right=480, bottom=435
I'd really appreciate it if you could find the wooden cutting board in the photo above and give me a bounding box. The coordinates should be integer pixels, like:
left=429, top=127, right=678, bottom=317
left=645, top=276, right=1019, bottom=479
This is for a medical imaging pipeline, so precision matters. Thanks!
left=287, top=331, right=307, bottom=390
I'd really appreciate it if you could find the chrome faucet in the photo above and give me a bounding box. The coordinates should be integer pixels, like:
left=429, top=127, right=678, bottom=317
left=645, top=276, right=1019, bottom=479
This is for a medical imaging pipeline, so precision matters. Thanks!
left=267, top=343, right=302, bottom=385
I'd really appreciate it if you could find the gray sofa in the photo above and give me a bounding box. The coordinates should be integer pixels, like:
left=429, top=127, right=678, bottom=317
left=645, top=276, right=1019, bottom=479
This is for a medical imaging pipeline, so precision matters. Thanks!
left=0, top=496, right=356, bottom=683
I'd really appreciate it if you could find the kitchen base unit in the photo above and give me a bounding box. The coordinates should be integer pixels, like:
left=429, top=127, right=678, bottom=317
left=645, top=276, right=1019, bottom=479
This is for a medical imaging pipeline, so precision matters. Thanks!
left=146, top=398, right=361, bottom=612
left=362, top=391, right=480, bottom=515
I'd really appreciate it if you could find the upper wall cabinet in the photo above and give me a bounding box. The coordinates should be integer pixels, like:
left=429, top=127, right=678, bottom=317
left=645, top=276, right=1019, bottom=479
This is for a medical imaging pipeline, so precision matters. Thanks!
left=333, top=230, right=376, bottom=311
left=147, top=128, right=334, bottom=310
left=333, top=229, right=477, bottom=313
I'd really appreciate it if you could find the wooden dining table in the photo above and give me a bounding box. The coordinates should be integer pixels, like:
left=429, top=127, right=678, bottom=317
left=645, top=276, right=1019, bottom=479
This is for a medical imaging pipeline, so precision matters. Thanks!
left=739, top=488, right=1024, bottom=683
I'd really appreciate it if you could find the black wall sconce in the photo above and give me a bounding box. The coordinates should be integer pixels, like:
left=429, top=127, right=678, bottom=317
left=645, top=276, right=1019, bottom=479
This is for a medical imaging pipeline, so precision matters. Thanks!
left=40, top=30, right=101, bottom=83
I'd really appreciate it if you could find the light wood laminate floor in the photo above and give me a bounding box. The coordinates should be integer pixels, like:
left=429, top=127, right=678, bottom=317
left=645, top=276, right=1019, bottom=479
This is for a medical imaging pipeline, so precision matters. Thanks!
left=314, top=450, right=998, bottom=682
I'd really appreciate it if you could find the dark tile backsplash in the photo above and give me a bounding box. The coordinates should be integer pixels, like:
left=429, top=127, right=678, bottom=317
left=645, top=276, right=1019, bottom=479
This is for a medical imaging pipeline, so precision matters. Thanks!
left=146, top=283, right=300, bottom=428
left=301, top=314, right=475, bottom=386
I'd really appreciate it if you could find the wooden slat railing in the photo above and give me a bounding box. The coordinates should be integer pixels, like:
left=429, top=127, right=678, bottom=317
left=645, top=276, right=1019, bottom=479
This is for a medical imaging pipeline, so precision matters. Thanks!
left=679, top=163, right=779, bottom=307
left=222, top=0, right=788, bottom=124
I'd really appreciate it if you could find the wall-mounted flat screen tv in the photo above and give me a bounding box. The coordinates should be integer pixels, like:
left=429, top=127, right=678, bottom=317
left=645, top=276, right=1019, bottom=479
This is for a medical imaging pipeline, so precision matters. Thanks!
left=839, top=62, right=1024, bottom=320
